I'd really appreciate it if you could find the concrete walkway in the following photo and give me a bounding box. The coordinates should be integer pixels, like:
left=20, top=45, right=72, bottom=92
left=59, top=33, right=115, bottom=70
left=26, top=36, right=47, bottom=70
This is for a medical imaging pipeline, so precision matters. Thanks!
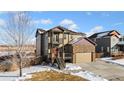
left=77, top=60, right=124, bottom=81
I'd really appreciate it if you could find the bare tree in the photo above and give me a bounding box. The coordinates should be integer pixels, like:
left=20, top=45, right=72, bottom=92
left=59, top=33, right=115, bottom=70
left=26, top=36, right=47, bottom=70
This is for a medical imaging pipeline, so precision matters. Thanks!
left=1, top=12, right=35, bottom=76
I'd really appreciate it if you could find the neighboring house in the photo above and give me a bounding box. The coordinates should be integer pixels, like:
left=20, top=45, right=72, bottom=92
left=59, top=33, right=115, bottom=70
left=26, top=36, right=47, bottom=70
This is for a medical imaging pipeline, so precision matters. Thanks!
left=35, top=26, right=86, bottom=63
left=117, top=36, right=124, bottom=52
left=89, top=30, right=121, bottom=57
left=64, top=37, right=96, bottom=63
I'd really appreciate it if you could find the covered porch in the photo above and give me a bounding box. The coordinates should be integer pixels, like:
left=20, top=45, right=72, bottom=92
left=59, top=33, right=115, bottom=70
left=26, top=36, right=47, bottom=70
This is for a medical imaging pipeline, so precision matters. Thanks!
left=117, top=41, right=124, bottom=51
left=111, top=42, right=124, bottom=57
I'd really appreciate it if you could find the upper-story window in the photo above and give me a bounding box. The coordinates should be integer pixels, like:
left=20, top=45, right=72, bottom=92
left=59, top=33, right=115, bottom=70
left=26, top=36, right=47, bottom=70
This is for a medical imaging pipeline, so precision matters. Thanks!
left=53, top=34, right=59, bottom=43
left=64, top=34, right=66, bottom=39
left=56, top=34, right=59, bottom=42
left=120, top=38, right=123, bottom=41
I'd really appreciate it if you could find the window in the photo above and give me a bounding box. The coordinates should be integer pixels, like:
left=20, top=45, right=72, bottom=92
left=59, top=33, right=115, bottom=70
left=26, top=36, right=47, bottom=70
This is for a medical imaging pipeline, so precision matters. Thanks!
left=120, top=38, right=123, bottom=41
left=101, top=47, right=103, bottom=52
left=64, top=34, right=66, bottom=39
left=107, top=47, right=110, bottom=52
left=53, top=34, right=59, bottom=42
left=56, top=34, right=59, bottom=42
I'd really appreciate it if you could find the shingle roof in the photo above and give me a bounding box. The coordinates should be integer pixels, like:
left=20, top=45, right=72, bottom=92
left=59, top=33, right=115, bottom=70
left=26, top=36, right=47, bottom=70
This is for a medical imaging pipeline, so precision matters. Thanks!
left=69, top=37, right=96, bottom=45
left=89, top=30, right=120, bottom=38
left=36, top=26, right=86, bottom=36
left=48, top=25, right=86, bottom=35
left=35, top=28, right=46, bottom=37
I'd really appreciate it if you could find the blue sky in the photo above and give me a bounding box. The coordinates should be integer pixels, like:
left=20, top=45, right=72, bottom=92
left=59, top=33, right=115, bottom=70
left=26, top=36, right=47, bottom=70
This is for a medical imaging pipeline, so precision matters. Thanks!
left=29, top=11, right=124, bottom=36
left=1, top=11, right=124, bottom=34
left=0, top=11, right=124, bottom=44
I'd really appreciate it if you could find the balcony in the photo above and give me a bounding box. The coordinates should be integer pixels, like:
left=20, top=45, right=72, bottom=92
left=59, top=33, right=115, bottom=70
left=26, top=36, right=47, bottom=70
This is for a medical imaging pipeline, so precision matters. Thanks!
left=52, top=38, right=63, bottom=44
left=52, top=41, right=60, bottom=44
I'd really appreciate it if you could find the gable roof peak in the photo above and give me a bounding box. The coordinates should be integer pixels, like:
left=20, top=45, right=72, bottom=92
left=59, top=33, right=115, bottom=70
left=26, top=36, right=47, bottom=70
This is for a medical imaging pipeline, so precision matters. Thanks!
left=35, top=28, right=46, bottom=37
left=89, top=30, right=120, bottom=38
left=69, top=37, right=96, bottom=45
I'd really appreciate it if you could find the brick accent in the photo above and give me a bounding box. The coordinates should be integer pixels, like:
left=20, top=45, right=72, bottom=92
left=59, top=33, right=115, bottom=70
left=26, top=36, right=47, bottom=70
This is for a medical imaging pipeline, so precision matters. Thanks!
left=73, top=45, right=95, bottom=53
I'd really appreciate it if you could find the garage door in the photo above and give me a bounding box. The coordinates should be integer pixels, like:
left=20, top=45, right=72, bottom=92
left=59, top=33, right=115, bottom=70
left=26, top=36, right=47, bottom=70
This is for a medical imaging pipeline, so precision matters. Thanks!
left=76, top=53, right=91, bottom=63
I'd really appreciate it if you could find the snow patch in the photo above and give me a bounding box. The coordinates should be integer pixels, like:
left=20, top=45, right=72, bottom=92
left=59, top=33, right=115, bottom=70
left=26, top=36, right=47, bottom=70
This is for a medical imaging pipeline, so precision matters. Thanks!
left=64, top=63, right=82, bottom=71
left=101, top=57, right=124, bottom=66
left=0, top=64, right=108, bottom=81
left=71, top=70, right=108, bottom=81
left=64, top=63, right=107, bottom=81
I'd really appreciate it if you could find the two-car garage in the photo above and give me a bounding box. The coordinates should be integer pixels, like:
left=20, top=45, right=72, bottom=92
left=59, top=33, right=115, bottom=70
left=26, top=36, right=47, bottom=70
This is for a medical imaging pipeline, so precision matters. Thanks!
left=64, top=37, right=96, bottom=63
left=75, top=53, right=92, bottom=63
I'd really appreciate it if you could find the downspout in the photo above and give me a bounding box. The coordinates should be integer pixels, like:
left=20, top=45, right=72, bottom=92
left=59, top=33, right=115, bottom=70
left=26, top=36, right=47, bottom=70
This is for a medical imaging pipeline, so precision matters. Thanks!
left=51, top=30, right=53, bottom=63
left=68, top=33, right=69, bottom=43
left=62, top=31, right=64, bottom=62
left=110, top=37, right=111, bottom=56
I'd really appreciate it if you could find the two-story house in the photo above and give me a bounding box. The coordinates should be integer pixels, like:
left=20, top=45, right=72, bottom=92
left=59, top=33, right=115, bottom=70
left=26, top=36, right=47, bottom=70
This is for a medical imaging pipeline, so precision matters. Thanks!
left=35, top=26, right=86, bottom=63
left=89, top=30, right=121, bottom=57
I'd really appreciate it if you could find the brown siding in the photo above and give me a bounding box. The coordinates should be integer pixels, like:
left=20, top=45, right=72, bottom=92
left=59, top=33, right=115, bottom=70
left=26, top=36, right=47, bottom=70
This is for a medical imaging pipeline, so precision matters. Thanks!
left=72, top=44, right=95, bottom=63
left=64, top=38, right=96, bottom=63
left=73, top=44, right=95, bottom=53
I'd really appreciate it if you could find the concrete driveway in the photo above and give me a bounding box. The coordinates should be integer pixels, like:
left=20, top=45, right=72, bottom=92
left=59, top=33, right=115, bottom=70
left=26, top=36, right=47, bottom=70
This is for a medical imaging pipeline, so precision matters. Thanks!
left=77, top=59, right=124, bottom=81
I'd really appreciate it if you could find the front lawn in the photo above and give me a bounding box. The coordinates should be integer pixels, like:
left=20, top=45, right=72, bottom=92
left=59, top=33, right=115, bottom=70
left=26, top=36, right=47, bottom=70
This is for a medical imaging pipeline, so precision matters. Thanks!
left=26, top=70, right=88, bottom=81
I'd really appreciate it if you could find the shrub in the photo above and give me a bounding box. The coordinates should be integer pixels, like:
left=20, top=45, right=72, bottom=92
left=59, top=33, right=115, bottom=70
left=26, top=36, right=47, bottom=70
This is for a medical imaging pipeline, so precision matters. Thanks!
left=0, top=61, right=18, bottom=72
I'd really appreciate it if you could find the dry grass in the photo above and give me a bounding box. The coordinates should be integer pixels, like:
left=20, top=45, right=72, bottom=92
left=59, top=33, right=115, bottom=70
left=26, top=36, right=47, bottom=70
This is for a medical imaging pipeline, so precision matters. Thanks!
left=0, top=61, right=18, bottom=72
left=26, top=70, right=87, bottom=81
left=0, top=56, right=38, bottom=72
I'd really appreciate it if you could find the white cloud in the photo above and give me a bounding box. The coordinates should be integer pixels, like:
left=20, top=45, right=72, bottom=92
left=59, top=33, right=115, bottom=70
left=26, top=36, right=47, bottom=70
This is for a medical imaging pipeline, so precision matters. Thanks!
left=85, top=12, right=92, bottom=15
left=60, top=19, right=74, bottom=25
left=41, top=19, right=52, bottom=24
left=86, top=26, right=103, bottom=36
left=60, top=19, right=79, bottom=31
left=0, top=19, right=5, bottom=26
left=101, top=12, right=110, bottom=17
left=32, top=19, right=52, bottom=25
left=112, top=22, right=124, bottom=26
left=68, top=24, right=78, bottom=31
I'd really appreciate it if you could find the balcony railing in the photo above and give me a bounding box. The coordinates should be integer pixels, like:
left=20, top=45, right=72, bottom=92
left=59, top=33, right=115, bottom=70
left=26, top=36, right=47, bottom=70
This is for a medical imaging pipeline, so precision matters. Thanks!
left=111, top=51, right=124, bottom=57
left=52, top=38, right=63, bottom=44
